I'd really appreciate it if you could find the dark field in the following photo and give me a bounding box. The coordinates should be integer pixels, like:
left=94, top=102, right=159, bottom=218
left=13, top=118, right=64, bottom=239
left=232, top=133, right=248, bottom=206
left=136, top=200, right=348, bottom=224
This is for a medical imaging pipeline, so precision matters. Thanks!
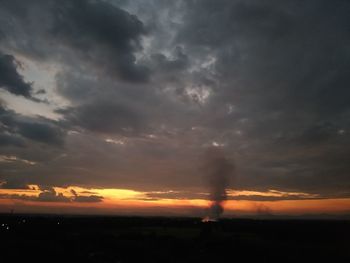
left=0, top=214, right=349, bottom=263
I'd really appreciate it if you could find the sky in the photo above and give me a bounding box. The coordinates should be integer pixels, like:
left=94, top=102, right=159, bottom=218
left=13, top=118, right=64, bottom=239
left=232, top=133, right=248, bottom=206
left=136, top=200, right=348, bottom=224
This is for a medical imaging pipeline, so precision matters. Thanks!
left=0, top=0, right=350, bottom=218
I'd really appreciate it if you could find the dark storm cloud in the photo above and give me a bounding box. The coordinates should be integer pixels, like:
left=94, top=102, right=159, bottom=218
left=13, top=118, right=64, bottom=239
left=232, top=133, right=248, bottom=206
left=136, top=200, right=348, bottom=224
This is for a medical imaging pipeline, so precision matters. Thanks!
left=0, top=104, right=65, bottom=146
left=0, top=133, right=25, bottom=147
left=0, top=0, right=349, bottom=202
left=0, top=52, right=32, bottom=97
left=51, top=0, right=150, bottom=82
left=54, top=66, right=191, bottom=137
left=177, top=0, right=350, bottom=116
left=150, top=46, right=189, bottom=73
left=54, top=73, right=152, bottom=136
left=172, top=0, right=350, bottom=194
left=16, top=121, right=64, bottom=146
left=62, top=99, right=146, bottom=135
left=0, top=0, right=150, bottom=82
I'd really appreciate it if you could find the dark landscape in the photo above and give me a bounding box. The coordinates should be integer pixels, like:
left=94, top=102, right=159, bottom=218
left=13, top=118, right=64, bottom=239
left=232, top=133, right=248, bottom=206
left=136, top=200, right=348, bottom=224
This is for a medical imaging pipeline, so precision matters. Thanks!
left=1, top=214, right=349, bottom=263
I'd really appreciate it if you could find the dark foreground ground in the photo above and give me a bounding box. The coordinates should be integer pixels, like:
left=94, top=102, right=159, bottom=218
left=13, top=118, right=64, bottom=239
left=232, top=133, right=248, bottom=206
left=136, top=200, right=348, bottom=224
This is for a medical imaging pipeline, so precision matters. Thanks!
left=0, top=214, right=349, bottom=263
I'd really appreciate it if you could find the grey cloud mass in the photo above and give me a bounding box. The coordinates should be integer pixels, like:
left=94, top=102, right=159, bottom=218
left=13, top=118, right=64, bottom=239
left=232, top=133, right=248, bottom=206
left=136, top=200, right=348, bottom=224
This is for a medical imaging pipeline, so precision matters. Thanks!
left=0, top=52, right=32, bottom=97
left=0, top=0, right=350, bottom=201
left=0, top=104, right=65, bottom=146
left=51, top=0, right=150, bottom=82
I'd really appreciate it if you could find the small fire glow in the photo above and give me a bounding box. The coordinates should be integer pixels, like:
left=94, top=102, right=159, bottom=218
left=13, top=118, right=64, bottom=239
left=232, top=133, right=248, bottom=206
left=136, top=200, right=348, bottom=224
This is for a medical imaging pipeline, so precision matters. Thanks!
left=201, top=216, right=217, bottom=223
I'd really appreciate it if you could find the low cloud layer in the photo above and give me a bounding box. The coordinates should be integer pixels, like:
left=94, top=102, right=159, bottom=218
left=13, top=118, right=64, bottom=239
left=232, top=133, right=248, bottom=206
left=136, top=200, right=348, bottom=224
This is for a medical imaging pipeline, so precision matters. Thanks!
left=0, top=186, right=103, bottom=203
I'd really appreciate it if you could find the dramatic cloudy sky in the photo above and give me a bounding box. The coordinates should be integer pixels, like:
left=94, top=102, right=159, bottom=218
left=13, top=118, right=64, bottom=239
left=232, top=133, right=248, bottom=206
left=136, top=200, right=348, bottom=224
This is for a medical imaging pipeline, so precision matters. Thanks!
left=0, top=0, right=350, bottom=217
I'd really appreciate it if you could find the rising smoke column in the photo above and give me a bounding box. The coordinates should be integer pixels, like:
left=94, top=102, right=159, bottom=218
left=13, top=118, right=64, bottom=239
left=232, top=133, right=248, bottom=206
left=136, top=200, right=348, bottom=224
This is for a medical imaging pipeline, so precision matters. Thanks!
left=203, top=147, right=235, bottom=221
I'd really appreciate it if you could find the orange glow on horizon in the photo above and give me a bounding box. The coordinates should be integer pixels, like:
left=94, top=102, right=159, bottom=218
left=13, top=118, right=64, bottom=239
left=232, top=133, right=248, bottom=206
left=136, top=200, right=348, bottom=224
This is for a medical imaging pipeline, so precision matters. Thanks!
left=0, top=186, right=349, bottom=216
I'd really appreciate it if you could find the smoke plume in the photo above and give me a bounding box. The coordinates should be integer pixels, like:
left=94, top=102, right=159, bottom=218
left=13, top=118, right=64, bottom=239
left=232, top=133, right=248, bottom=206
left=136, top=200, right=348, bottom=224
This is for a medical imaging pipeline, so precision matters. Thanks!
left=203, top=147, right=235, bottom=221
